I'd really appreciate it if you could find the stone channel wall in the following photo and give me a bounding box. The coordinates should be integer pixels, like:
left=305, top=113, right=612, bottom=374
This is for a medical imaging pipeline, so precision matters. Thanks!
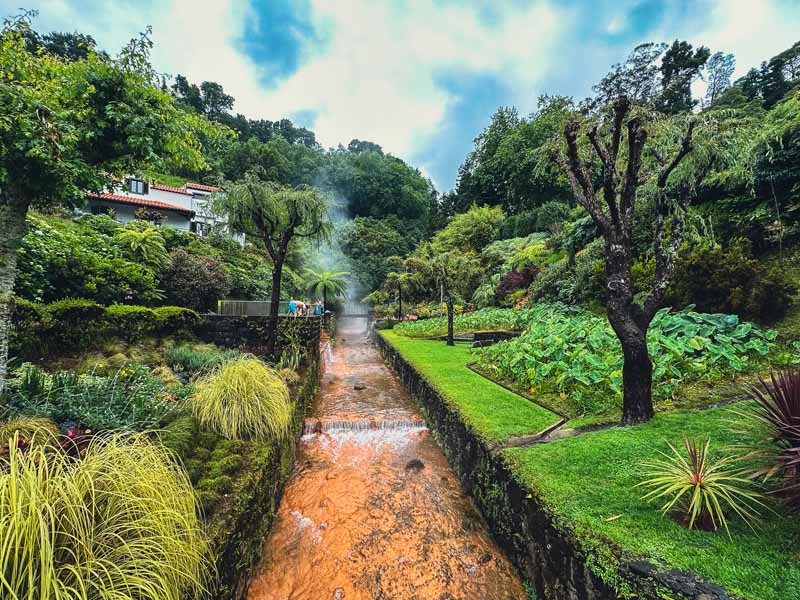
left=197, top=313, right=322, bottom=599
left=210, top=357, right=320, bottom=600
left=375, top=332, right=735, bottom=600
left=198, top=315, right=321, bottom=361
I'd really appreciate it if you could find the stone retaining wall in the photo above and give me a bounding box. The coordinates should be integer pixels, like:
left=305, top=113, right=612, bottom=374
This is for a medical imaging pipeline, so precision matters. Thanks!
left=198, top=315, right=321, bottom=361
left=375, top=332, right=735, bottom=600
left=210, top=357, right=320, bottom=600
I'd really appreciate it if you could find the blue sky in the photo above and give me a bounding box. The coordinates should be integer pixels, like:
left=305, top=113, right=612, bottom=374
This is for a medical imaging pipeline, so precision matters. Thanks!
left=6, top=0, right=800, bottom=190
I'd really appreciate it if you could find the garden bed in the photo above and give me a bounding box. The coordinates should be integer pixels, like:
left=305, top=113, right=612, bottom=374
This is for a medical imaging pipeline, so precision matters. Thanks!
left=377, top=330, right=800, bottom=600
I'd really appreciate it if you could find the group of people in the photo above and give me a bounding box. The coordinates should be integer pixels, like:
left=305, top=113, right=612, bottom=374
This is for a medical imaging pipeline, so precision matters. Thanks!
left=288, top=297, right=324, bottom=317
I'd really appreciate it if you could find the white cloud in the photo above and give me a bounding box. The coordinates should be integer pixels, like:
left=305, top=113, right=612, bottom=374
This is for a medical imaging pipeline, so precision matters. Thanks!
left=688, top=0, right=800, bottom=100
left=697, top=0, right=800, bottom=79
left=252, top=1, right=564, bottom=161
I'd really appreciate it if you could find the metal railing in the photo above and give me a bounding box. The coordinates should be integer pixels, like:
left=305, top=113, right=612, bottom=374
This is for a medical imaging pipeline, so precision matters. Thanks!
left=216, top=300, right=290, bottom=316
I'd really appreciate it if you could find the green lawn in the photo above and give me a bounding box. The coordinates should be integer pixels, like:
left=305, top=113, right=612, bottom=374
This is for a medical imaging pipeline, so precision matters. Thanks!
left=379, top=330, right=561, bottom=443
left=505, top=407, right=800, bottom=600
left=380, top=330, right=800, bottom=600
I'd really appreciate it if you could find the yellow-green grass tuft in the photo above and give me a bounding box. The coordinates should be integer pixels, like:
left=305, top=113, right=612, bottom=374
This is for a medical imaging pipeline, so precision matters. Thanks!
left=0, top=432, right=212, bottom=600
left=0, top=416, right=59, bottom=446
left=189, top=357, right=293, bottom=441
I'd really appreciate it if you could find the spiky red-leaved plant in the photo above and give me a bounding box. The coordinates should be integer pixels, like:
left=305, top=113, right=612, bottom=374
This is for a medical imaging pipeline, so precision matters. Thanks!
left=746, top=369, right=800, bottom=510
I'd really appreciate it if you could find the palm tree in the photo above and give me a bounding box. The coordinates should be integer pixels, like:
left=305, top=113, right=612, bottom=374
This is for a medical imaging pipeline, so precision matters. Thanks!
left=305, top=269, right=349, bottom=311
left=383, top=270, right=418, bottom=320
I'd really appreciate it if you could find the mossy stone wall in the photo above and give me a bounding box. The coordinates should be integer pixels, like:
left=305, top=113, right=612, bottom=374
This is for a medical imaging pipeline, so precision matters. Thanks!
left=198, top=315, right=321, bottom=361
left=208, top=358, right=319, bottom=600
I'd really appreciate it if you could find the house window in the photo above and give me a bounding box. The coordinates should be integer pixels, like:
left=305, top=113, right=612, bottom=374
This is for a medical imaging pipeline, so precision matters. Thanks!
left=128, top=178, right=147, bottom=195
left=192, top=221, right=211, bottom=237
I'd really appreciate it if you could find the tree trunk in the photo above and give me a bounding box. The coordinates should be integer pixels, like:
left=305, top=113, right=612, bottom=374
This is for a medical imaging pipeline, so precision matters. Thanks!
left=604, top=238, right=655, bottom=425
left=446, top=297, right=454, bottom=346
left=323, top=288, right=327, bottom=313
left=0, top=196, right=30, bottom=399
left=607, top=308, right=654, bottom=425
left=266, top=257, right=284, bottom=357
left=397, top=287, right=402, bottom=321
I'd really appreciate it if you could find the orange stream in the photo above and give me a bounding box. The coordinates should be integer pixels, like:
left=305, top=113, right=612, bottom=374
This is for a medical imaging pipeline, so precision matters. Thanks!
left=247, top=318, right=526, bottom=600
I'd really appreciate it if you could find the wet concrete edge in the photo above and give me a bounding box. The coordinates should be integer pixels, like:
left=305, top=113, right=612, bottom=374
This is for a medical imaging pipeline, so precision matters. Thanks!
left=374, top=330, right=737, bottom=600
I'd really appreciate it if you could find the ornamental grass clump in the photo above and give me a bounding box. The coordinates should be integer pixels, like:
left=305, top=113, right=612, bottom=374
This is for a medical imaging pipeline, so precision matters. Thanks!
left=189, top=357, right=292, bottom=441
left=0, top=416, right=58, bottom=447
left=638, top=436, right=765, bottom=534
left=0, top=432, right=212, bottom=600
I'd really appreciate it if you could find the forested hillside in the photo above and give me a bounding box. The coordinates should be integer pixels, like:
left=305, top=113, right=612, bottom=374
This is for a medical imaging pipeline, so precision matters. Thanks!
left=371, top=39, right=800, bottom=338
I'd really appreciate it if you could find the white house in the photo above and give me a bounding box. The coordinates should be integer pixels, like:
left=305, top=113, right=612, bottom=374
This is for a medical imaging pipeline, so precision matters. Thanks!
left=86, top=177, right=242, bottom=242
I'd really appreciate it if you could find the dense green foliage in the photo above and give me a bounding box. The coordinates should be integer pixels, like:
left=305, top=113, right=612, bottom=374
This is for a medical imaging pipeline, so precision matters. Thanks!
left=663, top=240, right=796, bottom=322
left=16, top=214, right=163, bottom=305
left=13, top=212, right=310, bottom=311
left=477, top=305, right=776, bottom=416
left=4, top=362, right=183, bottom=431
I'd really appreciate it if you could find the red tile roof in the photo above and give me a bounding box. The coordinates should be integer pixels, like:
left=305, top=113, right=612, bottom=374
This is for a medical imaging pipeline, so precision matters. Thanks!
left=87, top=193, right=194, bottom=216
left=151, top=183, right=192, bottom=195
left=185, top=182, right=221, bottom=192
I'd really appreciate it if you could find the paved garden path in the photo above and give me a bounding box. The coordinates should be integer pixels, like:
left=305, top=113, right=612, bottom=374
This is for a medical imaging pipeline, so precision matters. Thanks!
left=247, top=318, right=525, bottom=600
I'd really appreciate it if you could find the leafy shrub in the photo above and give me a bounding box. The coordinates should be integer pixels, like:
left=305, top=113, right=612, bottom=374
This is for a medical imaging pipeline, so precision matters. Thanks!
left=152, top=305, right=201, bottom=334
left=114, top=223, right=169, bottom=268
left=160, top=249, right=232, bottom=312
left=533, top=200, right=571, bottom=233
left=499, top=210, right=538, bottom=238
left=508, top=243, right=548, bottom=272
left=740, top=369, right=800, bottom=510
left=46, top=298, right=105, bottom=348
left=6, top=363, right=180, bottom=431
left=0, top=433, right=211, bottom=598
left=189, top=358, right=292, bottom=440
left=638, top=437, right=764, bottom=533
left=15, top=215, right=161, bottom=305
left=665, top=239, right=796, bottom=322
left=105, top=304, right=158, bottom=340
left=472, top=275, right=500, bottom=309
left=9, top=297, right=50, bottom=358
left=496, top=270, right=537, bottom=305
left=476, top=304, right=776, bottom=415
left=529, top=239, right=605, bottom=306
left=166, top=344, right=241, bottom=375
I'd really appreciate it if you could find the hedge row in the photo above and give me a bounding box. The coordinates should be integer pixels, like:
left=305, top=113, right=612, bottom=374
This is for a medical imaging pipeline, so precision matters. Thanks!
left=11, top=297, right=200, bottom=359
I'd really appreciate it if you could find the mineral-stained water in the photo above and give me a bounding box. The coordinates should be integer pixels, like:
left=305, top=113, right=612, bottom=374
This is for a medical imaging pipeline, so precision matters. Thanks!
left=247, top=318, right=525, bottom=600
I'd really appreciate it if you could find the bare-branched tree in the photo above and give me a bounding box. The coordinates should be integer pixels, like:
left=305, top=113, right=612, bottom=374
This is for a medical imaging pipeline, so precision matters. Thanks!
left=551, top=96, right=714, bottom=424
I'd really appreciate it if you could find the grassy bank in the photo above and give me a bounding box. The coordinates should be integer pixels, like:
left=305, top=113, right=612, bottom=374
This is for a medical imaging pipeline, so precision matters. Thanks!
left=504, top=408, right=800, bottom=600
left=379, top=330, right=800, bottom=600
left=379, top=330, right=560, bottom=443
